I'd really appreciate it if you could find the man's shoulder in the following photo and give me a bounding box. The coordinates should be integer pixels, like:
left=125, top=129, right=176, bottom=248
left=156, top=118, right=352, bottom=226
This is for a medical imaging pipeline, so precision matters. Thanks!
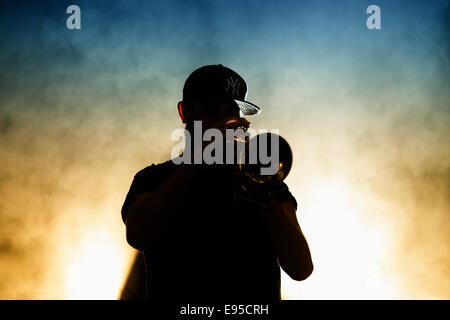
left=121, top=160, right=178, bottom=224
left=134, top=159, right=177, bottom=180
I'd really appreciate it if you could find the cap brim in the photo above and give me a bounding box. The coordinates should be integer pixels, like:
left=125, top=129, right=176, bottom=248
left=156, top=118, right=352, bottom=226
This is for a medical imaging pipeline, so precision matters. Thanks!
left=235, top=99, right=261, bottom=116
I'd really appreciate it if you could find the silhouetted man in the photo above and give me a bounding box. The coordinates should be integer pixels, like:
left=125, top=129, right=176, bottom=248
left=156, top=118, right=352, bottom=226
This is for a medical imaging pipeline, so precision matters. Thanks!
left=121, top=64, right=313, bottom=300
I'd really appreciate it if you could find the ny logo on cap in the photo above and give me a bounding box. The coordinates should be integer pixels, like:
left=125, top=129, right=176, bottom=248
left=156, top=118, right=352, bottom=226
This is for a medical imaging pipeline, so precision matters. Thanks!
left=226, top=77, right=240, bottom=96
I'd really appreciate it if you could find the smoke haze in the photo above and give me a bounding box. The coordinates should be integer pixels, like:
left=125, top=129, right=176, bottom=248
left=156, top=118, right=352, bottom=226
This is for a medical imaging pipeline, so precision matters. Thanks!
left=0, top=0, right=448, bottom=299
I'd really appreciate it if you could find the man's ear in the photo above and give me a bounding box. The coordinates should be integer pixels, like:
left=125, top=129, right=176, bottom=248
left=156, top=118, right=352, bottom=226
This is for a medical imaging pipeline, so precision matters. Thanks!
left=177, top=101, right=190, bottom=124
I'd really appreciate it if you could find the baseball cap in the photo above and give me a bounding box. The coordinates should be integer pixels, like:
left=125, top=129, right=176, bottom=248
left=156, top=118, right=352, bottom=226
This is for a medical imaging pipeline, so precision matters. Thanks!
left=182, top=64, right=261, bottom=116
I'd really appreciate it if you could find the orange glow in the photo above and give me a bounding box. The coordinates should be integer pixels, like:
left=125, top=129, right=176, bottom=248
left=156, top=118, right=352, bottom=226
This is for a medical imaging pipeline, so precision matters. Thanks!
left=64, top=229, right=132, bottom=300
left=281, top=177, right=399, bottom=299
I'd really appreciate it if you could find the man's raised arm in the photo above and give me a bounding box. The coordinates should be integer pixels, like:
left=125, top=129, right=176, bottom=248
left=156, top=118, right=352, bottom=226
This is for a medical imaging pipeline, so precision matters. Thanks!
left=262, top=199, right=314, bottom=281
left=124, top=164, right=200, bottom=251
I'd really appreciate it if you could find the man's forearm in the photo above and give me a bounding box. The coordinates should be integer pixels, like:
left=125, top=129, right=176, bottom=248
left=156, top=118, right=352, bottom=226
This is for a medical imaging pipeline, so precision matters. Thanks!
left=262, top=200, right=313, bottom=281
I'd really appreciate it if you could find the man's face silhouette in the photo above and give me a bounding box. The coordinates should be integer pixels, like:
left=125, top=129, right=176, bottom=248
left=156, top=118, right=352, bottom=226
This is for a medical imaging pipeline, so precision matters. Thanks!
left=181, top=98, right=245, bottom=132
